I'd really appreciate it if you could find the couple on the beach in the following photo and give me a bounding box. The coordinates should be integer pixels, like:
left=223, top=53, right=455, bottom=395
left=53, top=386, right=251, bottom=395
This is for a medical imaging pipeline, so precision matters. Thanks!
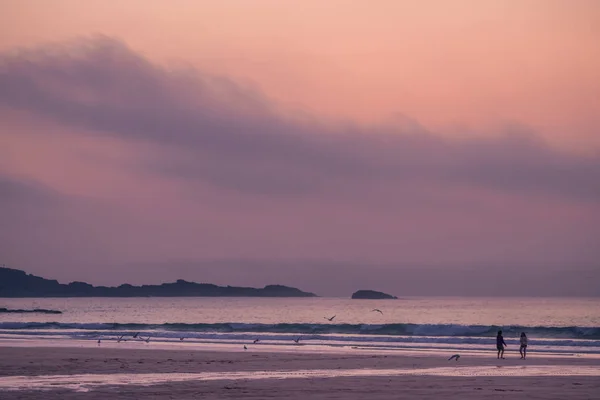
left=496, top=330, right=528, bottom=359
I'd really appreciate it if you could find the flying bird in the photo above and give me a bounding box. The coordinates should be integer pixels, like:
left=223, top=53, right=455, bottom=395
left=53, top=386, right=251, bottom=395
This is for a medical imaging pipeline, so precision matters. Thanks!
left=448, top=354, right=460, bottom=361
left=180, top=337, right=185, bottom=341
left=253, top=339, right=260, bottom=344
left=293, top=337, right=301, bottom=344
left=324, top=315, right=336, bottom=321
left=371, top=309, right=383, bottom=315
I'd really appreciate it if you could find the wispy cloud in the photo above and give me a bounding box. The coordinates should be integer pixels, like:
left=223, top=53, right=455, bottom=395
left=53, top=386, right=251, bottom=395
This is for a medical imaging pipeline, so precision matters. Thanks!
left=1, top=36, right=598, bottom=200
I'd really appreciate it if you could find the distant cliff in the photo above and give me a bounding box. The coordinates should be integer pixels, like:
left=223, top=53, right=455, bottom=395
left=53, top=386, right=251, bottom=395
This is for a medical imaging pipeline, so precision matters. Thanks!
left=351, top=290, right=397, bottom=299
left=0, top=267, right=317, bottom=298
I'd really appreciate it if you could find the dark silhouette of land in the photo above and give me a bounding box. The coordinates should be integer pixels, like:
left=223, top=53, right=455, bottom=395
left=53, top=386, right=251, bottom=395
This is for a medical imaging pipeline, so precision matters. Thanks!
left=0, top=307, right=62, bottom=314
left=0, top=267, right=317, bottom=298
left=351, top=290, right=397, bottom=299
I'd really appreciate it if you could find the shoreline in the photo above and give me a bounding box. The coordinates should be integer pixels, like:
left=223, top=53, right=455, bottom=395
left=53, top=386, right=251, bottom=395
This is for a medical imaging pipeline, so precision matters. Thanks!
left=1, top=336, right=598, bottom=358
left=1, top=333, right=599, bottom=358
left=1, top=345, right=599, bottom=399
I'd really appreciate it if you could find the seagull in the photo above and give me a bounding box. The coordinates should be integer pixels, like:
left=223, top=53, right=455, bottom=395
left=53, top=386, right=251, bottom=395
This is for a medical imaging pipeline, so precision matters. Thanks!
left=371, top=309, right=383, bottom=315
left=253, top=339, right=260, bottom=344
left=448, top=354, right=460, bottom=361
left=293, top=336, right=301, bottom=344
left=324, top=315, right=336, bottom=321
left=244, top=345, right=247, bottom=350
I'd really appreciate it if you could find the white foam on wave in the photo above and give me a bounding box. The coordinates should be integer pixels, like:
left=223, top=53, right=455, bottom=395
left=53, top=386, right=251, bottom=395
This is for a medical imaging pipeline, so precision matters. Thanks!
left=1, top=366, right=600, bottom=392
left=3, top=331, right=600, bottom=356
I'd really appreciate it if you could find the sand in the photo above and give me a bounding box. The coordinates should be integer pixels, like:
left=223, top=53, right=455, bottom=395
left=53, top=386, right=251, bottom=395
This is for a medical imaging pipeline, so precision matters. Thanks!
left=0, top=345, right=599, bottom=399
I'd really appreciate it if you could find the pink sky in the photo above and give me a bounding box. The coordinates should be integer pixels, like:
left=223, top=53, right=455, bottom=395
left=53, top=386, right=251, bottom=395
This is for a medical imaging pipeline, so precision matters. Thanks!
left=1, top=1, right=599, bottom=296
left=2, top=0, right=599, bottom=149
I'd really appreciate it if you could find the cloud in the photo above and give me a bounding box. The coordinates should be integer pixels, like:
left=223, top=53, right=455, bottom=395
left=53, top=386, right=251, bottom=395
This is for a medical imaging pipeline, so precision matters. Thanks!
left=1, top=37, right=599, bottom=296
left=0, top=173, right=173, bottom=284
left=1, top=36, right=599, bottom=200
left=0, top=175, right=63, bottom=206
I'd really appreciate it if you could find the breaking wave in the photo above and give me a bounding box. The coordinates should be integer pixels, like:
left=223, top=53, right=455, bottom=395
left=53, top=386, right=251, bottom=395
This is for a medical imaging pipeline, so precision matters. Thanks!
left=1, top=322, right=598, bottom=339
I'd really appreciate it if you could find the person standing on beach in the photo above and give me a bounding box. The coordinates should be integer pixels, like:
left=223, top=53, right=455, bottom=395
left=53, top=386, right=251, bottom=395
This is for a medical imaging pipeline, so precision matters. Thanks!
left=496, top=330, right=507, bottom=359
left=519, top=332, right=528, bottom=359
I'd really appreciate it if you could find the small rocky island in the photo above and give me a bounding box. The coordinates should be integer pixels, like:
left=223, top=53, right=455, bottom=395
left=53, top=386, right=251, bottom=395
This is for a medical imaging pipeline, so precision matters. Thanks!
left=351, top=290, right=397, bottom=299
left=0, top=267, right=317, bottom=298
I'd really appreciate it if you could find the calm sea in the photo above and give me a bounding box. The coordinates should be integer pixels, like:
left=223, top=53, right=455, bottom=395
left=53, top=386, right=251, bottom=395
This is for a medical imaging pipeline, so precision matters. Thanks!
left=1, top=297, right=599, bottom=354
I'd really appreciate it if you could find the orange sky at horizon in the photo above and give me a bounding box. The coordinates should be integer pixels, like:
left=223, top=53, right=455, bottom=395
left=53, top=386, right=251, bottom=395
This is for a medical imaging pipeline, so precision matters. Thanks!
left=1, top=0, right=599, bottom=150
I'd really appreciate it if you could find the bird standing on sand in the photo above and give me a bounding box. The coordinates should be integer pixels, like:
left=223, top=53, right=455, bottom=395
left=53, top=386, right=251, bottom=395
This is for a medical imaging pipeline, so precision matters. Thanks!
left=371, top=309, right=383, bottom=315
left=293, top=336, right=301, bottom=344
left=448, top=354, right=460, bottom=361
left=324, top=315, right=336, bottom=321
left=97, top=339, right=101, bottom=345
left=244, top=345, right=247, bottom=350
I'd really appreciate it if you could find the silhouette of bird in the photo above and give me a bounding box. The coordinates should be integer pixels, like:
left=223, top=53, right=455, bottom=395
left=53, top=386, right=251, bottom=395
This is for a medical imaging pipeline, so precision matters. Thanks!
left=253, top=339, right=260, bottom=344
left=180, top=337, right=185, bottom=341
left=448, top=354, right=460, bottom=361
left=324, top=315, right=336, bottom=321
left=97, top=339, right=101, bottom=345
left=244, top=345, right=247, bottom=350
left=293, top=336, right=301, bottom=344
left=371, top=309, right=383, bottom=315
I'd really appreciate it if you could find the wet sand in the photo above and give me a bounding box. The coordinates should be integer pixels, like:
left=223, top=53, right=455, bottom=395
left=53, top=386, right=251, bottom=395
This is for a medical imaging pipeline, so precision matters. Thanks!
left=0, top=345, right=599, bottom=399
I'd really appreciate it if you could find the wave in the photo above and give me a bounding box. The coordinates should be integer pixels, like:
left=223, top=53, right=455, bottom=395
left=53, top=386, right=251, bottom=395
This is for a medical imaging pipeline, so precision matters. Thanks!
left=1, top=322, right=599, bottom=339
left=4, top=329, right=600, bottom=348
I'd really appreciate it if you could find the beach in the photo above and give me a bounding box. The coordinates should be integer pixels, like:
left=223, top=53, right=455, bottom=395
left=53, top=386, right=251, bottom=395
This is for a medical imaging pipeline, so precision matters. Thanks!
left=1, top=296, right=599, bottom=398
left=1, top=344, right=599, bottom=399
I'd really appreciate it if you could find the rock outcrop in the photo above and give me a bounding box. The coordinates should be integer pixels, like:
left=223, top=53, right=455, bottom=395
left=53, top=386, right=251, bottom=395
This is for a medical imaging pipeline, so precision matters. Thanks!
left=351, top=290, right=397, bottom=299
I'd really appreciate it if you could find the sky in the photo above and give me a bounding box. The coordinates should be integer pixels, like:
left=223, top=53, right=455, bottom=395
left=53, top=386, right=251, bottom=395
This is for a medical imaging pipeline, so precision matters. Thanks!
left=1, top=0, right=599, bottom=296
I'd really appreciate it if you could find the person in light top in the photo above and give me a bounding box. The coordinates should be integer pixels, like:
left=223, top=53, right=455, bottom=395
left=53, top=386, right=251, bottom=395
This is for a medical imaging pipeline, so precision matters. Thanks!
left=520, top=332, right=528, bottom=359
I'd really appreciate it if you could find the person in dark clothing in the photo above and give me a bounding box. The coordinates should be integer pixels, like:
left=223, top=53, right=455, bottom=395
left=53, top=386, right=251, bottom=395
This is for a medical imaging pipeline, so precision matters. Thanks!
left=496, top=330, right=507, bottom=359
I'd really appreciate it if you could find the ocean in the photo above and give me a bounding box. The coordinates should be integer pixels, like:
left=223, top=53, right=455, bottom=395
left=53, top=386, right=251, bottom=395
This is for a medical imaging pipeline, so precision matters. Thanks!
left=1, top=297, right=599, bottom=355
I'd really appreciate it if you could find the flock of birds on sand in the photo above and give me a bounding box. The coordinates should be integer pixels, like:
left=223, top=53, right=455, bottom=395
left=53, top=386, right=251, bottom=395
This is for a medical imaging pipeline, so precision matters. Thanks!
left=97, top=332, right=156, bottom=345
left=94, top=308, right=461, bottom=361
